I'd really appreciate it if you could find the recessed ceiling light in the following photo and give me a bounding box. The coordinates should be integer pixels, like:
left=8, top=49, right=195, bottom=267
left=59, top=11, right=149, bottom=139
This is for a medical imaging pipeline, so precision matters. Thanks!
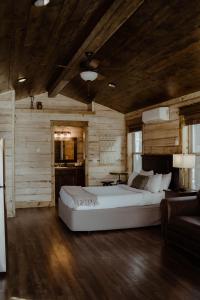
left=108, top=82, right=116, bottom=88
left=34, top=0, right=50, bottom=7
left=17, top=77, right=27, bottom=83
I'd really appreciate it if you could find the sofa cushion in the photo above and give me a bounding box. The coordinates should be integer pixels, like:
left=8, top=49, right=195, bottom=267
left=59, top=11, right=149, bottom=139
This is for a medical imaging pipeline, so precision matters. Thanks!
left=168, top=216, right=200, bottom=241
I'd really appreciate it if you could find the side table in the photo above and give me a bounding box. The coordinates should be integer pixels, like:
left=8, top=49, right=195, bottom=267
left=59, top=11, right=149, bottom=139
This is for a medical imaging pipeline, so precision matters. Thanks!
left=101, top=180, right=114, bottom=186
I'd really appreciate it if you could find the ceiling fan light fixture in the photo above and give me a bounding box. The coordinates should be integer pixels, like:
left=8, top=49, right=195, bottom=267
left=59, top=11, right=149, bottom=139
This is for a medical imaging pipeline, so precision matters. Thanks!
left=34, top=0, right=50, bottom=7
left=80, top=71, right=98, bottom=81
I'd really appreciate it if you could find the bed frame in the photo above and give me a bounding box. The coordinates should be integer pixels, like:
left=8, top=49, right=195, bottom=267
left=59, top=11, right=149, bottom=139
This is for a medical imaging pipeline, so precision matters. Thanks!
left=59, top=154, right=177, bottom=231
left=142, top=154, right=179, bottom=191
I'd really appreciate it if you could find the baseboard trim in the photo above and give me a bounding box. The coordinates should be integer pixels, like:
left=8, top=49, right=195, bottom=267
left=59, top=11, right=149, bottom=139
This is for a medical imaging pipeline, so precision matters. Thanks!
left=15, top=201, right=54, bottom=209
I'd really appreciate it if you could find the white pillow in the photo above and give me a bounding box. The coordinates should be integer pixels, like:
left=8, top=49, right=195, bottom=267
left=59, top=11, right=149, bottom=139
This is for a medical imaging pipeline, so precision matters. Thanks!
left=145, top=174, right=162, bottom=193
left=160, top=172, right=172, bottom=191
left=140, top=170, right=154, bottom=176
left=128, top=171, right=138, bottom=186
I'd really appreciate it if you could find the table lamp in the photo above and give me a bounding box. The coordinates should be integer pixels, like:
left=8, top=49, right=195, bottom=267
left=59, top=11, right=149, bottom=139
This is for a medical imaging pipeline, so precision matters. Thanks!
left=173, top=154, right=195, bottom=191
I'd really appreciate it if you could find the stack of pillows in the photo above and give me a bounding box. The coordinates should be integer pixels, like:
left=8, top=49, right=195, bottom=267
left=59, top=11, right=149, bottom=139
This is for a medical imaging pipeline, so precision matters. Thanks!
left=128, top=170, right=172, bottom=193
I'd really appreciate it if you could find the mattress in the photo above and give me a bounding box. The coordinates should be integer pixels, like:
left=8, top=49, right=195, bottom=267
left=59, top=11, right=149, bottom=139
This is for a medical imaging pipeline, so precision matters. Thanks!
left=58, top=198, right=161, bottom=231
left=59, top=185, right=165, bottom=210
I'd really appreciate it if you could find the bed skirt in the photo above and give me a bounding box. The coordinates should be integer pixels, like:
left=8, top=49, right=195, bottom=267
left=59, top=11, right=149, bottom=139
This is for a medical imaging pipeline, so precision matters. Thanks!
left=58, top=197, right=161, bottom=231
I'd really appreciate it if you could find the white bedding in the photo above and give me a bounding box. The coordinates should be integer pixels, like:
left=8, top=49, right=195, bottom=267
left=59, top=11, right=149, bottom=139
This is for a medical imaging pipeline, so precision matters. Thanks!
left=59, top=185, right=165, bottom=210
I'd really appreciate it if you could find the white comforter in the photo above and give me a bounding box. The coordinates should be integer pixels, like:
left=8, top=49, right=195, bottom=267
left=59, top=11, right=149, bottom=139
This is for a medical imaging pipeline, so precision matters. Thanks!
left=60, top=185, right=165, bottom=210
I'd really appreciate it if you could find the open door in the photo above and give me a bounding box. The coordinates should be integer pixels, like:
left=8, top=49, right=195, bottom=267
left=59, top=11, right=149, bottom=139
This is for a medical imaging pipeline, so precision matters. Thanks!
left=0, top=139, right=6, bottom=273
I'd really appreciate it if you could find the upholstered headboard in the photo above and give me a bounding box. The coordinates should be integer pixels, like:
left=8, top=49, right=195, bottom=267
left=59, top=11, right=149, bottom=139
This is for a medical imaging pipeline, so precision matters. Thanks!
left=142, top=155, right=179, bottom=191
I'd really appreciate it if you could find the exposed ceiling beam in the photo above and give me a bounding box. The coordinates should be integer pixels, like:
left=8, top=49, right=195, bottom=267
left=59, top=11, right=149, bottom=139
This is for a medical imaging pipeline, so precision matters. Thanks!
left=48, top=0, right=144, bottom=97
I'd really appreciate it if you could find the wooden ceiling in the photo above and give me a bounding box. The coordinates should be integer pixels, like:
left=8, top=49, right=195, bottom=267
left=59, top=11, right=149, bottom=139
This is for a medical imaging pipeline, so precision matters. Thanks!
left=1, top=0, right=200, bottom=113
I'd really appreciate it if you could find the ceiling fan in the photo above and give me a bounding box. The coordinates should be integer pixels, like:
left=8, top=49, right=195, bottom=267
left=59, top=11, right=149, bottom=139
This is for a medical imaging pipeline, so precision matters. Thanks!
left=57, top=52, right=105, bottom=82
left=57, top=52, right=119, bottom=103
left=79, top=52, right=103, bottom=82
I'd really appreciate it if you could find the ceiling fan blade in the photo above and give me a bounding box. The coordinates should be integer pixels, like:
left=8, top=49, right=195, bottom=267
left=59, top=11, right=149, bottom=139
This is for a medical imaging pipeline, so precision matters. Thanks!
left=46, top=0, right=64, bottom=7
left=88, top=58, right=100, bottom=69
left=101, top=66, right=123, bottom=70
left=56, top=64, right=68, bottom=68
left=97, top=73, right=106, bottom=80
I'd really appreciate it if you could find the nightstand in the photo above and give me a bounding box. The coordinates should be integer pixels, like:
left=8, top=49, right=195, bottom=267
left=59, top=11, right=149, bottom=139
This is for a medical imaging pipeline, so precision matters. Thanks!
left=165, top=189, right=197, bottom=198
left=101, top=180, right=114, bottom=186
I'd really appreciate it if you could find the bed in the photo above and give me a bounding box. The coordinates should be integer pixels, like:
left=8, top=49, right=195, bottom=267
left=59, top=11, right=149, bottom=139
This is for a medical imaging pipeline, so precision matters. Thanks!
left=58, top=155, right=178, bottom=231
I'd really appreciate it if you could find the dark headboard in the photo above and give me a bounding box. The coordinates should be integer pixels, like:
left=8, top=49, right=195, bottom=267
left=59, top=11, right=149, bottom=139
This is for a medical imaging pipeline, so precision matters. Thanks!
left=142, top=155, right=179, bottom=191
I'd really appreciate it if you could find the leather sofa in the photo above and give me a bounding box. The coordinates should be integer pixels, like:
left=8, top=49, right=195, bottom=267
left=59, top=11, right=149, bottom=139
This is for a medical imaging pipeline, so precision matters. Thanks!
left=165, top=194, right=200, bottom=258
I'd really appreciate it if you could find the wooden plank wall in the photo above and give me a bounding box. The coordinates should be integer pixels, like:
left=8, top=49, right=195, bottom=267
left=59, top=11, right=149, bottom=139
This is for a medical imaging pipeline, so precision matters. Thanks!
left=15, top=93, right=126, bottom=208
left=143, top=107, right=181, bottom=154
left=126, top=91, right=200, bottom=155
left=0, top=91, right=15, bottom=217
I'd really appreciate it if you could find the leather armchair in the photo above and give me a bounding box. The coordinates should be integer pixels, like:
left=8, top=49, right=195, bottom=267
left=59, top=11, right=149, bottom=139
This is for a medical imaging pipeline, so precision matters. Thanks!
left=165, top=195, right=200, bottom=258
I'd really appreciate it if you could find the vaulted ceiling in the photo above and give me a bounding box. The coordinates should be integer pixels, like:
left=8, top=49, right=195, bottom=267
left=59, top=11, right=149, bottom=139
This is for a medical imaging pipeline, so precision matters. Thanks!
left=1, top=0, right=200, bottom=113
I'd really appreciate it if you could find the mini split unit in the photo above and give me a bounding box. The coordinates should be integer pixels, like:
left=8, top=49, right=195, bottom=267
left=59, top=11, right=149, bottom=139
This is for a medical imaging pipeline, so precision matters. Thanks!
left=142, top=107, right=169, bottom=124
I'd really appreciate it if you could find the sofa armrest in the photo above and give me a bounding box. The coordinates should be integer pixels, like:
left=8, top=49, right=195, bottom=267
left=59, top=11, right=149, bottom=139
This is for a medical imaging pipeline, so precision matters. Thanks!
left=167, top=196, right=199, bottom=221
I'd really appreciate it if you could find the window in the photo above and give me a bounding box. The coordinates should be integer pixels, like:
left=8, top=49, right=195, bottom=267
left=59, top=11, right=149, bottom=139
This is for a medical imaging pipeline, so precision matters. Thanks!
left=190, top=124, right=200, bottom=189
left=132, top=131, right=142, bottom=172
left=183, top=124, right=200, bottom=189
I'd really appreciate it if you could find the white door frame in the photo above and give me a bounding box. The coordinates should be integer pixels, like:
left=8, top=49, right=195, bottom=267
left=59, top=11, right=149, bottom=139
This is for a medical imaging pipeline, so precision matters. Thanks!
left=0, top=139, right=6, bottom=273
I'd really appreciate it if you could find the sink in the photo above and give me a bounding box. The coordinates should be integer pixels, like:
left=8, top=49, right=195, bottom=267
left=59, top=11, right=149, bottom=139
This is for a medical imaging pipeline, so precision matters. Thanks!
left=54, top=165, right=83, bottom=169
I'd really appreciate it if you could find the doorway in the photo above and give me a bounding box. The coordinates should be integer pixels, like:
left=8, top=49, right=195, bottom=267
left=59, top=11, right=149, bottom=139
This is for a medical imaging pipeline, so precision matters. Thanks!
left=51, top=121, right=88, bottom=205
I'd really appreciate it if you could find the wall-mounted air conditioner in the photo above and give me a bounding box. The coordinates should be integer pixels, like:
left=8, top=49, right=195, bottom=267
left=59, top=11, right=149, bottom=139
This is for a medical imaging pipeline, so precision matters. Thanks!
left=142, top=107, right=169, bottom=124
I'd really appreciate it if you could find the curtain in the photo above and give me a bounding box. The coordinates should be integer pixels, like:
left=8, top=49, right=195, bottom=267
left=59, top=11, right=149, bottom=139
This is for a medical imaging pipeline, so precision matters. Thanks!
left=180, top=103, right=200, bottom=125
left=126, top=117, right=143, bottom=133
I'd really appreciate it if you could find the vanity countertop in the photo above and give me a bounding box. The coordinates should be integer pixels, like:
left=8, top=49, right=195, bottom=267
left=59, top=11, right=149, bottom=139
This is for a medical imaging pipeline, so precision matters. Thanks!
left=54, top=165, right=83, bottom=169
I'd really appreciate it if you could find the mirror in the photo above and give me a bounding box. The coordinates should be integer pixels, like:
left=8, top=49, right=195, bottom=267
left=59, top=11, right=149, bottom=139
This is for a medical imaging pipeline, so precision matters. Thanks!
left=55, top=138, right=77, bottom=163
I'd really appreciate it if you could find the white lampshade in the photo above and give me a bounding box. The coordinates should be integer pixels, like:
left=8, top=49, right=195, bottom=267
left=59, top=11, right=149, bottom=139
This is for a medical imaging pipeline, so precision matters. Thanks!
left=173, top=154, right=195, bottom=168
left=80, top=71, right=98, bottom=81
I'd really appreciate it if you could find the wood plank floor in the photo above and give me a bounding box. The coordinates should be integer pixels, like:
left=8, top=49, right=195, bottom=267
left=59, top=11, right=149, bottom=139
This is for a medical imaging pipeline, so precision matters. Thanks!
left=1, top=208, right=200, bottom=300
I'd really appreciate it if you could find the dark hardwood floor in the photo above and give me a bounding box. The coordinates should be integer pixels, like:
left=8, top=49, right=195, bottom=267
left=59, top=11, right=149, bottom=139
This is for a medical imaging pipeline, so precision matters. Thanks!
left=1, top=208, right=200, bottom=300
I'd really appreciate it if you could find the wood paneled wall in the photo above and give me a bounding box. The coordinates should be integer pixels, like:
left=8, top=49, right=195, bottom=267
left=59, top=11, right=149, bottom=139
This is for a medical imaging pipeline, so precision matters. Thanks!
left=15, top=93, right=125, bottom=208
left=143, top=108, right=181, bottom=154
left=126, top=91, right=200, bottom=155
left=0, top=91, right=15, bottom=217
